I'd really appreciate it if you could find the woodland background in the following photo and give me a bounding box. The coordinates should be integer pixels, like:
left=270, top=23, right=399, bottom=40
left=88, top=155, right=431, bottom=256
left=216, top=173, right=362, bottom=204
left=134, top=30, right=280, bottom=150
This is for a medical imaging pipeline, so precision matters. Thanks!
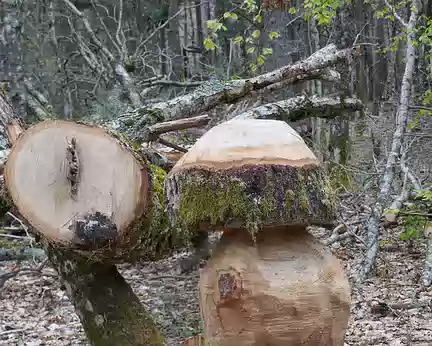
left=0, top=0, right=432, bottom=345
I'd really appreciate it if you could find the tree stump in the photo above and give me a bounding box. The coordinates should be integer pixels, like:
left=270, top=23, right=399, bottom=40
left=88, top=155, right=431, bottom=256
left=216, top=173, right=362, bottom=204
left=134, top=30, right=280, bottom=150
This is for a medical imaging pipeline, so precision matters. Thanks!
left=165, top=119, right=351, bottom=345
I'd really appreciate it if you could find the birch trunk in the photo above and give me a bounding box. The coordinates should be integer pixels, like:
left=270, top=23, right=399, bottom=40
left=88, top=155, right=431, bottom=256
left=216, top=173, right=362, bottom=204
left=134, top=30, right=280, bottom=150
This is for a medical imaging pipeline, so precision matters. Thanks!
left=359, top=1, right=421, bottom=281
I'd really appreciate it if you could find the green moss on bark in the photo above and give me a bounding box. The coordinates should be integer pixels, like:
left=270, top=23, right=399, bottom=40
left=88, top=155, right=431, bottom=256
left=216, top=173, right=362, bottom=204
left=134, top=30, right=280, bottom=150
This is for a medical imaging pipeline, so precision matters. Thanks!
left=46, top=244, right=165, bottom=346
left=135, top=164, right=190, bottom=261
left=0, top=183, right=14, bottom=217
left=165, top=164, right=336, bottom=232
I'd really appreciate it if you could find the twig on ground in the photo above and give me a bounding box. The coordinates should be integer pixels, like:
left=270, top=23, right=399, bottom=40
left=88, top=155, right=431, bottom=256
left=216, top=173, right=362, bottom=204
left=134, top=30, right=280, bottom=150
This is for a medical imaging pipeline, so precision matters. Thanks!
left=0, top=258, right=52, bottom=289
left=157, top=138, right=188, bottom=153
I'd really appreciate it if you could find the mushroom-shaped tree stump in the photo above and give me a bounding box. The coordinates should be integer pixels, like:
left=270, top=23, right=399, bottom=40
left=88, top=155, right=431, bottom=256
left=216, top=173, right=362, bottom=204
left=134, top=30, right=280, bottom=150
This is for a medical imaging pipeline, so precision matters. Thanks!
left=165, top=119, right=351, bottom=345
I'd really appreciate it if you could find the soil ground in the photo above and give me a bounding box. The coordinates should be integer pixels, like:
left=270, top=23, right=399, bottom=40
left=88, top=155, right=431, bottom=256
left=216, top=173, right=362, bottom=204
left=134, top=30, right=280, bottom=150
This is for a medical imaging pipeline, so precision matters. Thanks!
left=1, top=221, right=432, bottom=346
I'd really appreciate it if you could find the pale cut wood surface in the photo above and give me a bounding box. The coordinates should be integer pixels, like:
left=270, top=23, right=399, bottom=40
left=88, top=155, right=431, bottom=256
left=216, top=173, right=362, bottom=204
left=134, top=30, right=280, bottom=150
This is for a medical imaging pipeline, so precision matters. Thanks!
left=4, top=120, right=149, bottom=246
left=171, top=119, right=320, bottom=173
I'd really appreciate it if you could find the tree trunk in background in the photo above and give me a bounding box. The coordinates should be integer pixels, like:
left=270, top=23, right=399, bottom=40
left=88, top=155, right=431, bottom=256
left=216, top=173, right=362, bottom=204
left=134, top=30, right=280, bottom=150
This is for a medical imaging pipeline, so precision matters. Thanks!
left=195, top=0, right=204, bottom=75
left=359, top=1, right=421, bottom=281
left=308, top=18, right=329, bottom=166
left=0, top=93, right=165, bottom=346
left=159, top=1, right=168, bottom=77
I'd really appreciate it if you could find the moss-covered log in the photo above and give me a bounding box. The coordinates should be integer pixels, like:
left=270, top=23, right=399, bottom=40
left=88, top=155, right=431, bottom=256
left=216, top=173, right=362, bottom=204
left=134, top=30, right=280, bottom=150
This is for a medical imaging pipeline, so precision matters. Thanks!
left=46, top=243, right=164, bottom=346
left=4, top=119, right=186, bottom=262
left=165, top=119, right=336, bottom=233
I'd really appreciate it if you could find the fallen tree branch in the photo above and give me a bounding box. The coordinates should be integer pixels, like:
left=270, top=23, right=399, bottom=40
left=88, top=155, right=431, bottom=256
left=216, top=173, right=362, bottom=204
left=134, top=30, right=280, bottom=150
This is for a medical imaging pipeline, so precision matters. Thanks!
left=233, top=95, right=363, bottom=121
left=131, top=95, right=363, bottom=143
left=111, top=44, right=354, bottom=140
left=0, top=258, right=51, bottom=289
left=0, top=233, right=33, bottom=240
left=142, top=79, right=203, bottom=88
left=409, top=105, right=432, bottom=112
left=142, top=115, right=210, bottom=142
left=259, top=68, right=341, bottom=94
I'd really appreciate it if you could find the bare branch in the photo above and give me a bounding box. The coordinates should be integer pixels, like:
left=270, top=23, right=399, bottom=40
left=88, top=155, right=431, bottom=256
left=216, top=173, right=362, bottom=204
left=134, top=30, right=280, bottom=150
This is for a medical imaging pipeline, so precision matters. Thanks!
left=233, top=95, right=363, bottom=121
left=62, top=0, right=115, bottom=62
left=115, top=0, right=125, bottom=61
left=259, top=68, right=340, bottom=95
left=90, top=0, right=122, bottom=57
left=383, top=0, right=409, bottom=27
left=112, top=44, right=354, bottom=140
left=157, top=138, right=188, bottom=153
left=410, top=105, right=432, bottom=112
left=142, top=80, right=204, bottom=88
left=142, top=115, right=210, bottom=142
left=137, top=2, right=202, bottom=52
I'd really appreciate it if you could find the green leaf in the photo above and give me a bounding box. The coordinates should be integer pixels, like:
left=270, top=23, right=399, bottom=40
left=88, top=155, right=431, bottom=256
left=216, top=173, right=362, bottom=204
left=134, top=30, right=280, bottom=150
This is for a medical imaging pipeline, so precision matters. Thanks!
left=207, top=19, right=220, bottom=31
left=244, top=0, right=258, bottom=12
left=233, top=36, right=244, bottom=44
left=257, top=55, right=265, bottom=65
left=250, top=63, right=258, bottom=73
left=269, top=31, right=280, bottom=40
left=252, top=30, right=261, bottom=39
left=223, top=12, right=238, bottom=20
left=204, top=38, right=217, bottom=50
left=289, top=7, right=297, bottom=14
left=262, top=47, right=273, bottom=55
left=254, top=14, right=263, bottom=23
left=247, top=46, right=256, bottom=54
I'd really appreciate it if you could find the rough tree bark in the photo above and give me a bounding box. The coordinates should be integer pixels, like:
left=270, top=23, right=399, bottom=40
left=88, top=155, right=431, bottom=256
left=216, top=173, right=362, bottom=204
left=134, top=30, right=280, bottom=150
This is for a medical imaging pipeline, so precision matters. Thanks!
left=0, top=93, right=166, bottom=346
left=359, top=0, right=421, bottom=281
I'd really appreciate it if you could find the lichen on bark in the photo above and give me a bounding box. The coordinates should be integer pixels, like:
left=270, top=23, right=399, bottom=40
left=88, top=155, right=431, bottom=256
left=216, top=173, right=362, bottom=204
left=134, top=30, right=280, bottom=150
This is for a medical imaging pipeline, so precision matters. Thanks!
left=165, top=164, right=337, bottom=233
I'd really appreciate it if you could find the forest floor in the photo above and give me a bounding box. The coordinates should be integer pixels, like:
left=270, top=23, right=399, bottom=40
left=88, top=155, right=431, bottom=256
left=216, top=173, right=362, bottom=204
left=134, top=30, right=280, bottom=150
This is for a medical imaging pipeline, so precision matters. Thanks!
left=0, top=195, right=432, bottom=345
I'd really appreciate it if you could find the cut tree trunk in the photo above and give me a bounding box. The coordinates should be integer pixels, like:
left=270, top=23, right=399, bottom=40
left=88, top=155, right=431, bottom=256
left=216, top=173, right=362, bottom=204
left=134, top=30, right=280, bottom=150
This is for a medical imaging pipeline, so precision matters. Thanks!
left=165, top=119, right=337, bottom=232
left=165, top=119, right=351, bottom=345
left=3, top=119, right=185, bottom=262
left=0, top=93, right=166, bottom=346
left=46, top=243, right=164, bottom=346
left=200, top=226, right=351, bottom=345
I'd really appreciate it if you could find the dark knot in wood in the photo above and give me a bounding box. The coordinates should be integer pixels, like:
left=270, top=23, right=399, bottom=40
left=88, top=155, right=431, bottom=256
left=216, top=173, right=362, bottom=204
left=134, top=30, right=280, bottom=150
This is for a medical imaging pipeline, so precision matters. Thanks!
left=69, top=211, right=118, bottom=248
left=218, top=272, right=242, bottom=301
